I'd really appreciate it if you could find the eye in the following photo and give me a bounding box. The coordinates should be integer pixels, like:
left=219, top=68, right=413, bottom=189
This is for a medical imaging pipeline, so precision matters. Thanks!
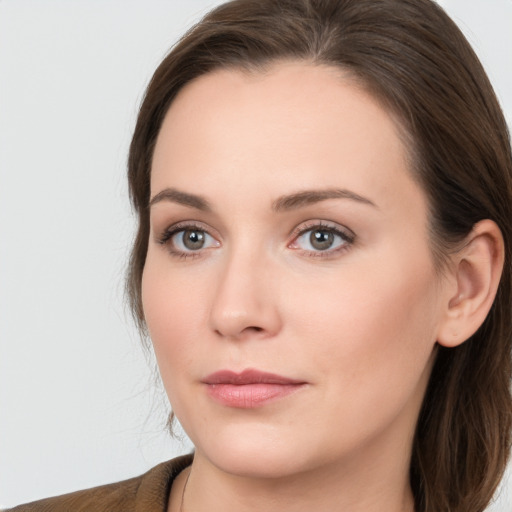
left=159, top=223, right=220, bottom=257
left=289, top=222, right=354, bottom=255
left=174, top=228, right=214, bottom=251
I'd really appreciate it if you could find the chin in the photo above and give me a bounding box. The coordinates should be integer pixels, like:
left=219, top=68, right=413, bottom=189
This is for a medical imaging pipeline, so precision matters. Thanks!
left=206, top=445, right=309, bottom=479
left=190, top=421, right=317, bottom=479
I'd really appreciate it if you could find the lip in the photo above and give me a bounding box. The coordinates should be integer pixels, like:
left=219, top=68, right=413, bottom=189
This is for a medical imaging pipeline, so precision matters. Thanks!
left=202, top=369, right=307, bottom=408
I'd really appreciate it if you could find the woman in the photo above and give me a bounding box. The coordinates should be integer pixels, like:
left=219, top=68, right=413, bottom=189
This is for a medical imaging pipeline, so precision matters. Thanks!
left=6, top=0, right=511, bottom=511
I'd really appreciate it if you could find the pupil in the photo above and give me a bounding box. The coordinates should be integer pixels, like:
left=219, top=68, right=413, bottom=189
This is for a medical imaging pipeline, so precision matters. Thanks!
left=183, top=229, right=205, bottom=250
left=310, top=230, right=334, bottom=250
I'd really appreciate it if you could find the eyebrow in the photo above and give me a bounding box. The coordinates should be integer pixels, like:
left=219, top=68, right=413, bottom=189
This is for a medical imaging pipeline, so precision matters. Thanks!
left=148, top=187, right=377, bottom=212
left=272, top=188, right=377, bottom=212
left=149, top=188, right=212, bottom=211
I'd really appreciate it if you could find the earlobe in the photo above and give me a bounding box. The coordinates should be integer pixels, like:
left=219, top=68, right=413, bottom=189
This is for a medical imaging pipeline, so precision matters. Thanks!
left=437, top=220, right=504, bottom=348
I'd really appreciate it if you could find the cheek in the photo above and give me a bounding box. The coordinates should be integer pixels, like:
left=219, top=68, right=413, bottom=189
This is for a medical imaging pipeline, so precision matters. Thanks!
left=286, top=252, right=440, bottom=394
left=280, top=257, right=440, bottom=449
left=141, top=254, right=206, bottom=379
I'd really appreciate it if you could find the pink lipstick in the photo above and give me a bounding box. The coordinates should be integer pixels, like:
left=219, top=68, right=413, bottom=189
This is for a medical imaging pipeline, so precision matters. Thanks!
left=202, top=369, right=306, bottom=408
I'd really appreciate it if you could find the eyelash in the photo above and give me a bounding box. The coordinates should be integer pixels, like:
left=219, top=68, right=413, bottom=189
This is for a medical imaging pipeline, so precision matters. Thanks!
left=157, top=220, right=355, bottom=260
left=289, top=221, right=355, bottom=258
left=157, top=221, right=215, bottom=260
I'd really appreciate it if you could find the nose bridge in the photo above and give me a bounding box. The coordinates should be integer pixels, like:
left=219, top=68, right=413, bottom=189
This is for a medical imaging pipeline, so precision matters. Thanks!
left=209, top=237, right=281, bottom=340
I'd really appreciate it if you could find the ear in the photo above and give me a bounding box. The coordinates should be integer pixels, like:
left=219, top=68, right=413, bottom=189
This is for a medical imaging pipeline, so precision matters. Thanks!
left=437, top=219, right=505, bottom=348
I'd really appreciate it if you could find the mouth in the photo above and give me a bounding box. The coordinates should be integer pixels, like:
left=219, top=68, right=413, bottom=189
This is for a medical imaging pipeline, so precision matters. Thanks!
left=201, top=369, right=307, bottom=408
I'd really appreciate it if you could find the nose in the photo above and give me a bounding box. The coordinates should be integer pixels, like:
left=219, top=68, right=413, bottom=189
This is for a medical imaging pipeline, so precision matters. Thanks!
left=209, top=247, right=282, bottom=341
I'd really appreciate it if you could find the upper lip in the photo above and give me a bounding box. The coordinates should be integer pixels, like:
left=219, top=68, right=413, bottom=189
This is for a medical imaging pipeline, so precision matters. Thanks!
left=202, top=369, right=305, bottom=385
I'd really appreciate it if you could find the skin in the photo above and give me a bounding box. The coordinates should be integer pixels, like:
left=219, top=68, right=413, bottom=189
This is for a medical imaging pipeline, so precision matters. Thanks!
left=142, top=62, right=464, bottom=512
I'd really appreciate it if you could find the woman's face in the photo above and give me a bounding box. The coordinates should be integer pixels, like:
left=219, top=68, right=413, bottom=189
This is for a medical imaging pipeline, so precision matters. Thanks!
left=143, top=62, right=451, bottom=478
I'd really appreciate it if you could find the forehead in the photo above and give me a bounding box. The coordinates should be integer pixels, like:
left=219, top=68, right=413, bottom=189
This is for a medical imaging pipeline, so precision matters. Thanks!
left=151, top=61, right=423, bottom=216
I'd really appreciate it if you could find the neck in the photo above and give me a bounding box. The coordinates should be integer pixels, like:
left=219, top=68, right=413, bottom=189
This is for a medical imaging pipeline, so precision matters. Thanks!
left=172, top=437, right=416, bottom=512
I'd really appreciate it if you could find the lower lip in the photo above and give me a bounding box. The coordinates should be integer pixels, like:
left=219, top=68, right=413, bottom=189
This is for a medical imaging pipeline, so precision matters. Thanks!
left=205, top=383, right=305, bottom=408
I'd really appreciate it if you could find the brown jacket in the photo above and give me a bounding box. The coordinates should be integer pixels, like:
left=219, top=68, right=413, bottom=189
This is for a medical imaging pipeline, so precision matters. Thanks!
left=4, top=454, right=193, bottom=512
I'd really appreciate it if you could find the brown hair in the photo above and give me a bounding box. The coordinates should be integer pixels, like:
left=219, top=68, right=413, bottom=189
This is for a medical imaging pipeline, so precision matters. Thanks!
left=127, top=1, right=512, bottom=510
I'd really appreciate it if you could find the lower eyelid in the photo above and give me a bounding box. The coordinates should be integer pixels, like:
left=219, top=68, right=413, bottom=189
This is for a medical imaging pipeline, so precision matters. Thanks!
left=301, top=247, right=351, bottom=259
left=157, top=223, right=222, bottom=259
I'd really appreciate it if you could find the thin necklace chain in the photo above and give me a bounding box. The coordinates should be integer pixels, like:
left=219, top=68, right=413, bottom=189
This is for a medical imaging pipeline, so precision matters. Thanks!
left=179, top=469, right=191, bottom=512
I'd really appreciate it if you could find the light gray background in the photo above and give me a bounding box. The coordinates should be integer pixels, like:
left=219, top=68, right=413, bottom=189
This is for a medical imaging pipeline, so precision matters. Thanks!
left=0, top=0, right=511, bottom=508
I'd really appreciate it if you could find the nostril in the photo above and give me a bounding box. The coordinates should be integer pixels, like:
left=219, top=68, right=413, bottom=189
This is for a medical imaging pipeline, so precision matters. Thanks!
left=214, top=325, right=264, bottom=339
left=210, top=298, right=282, bottom=339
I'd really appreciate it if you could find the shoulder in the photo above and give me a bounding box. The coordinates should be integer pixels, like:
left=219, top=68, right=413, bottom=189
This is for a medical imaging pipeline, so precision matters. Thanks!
left=3, top=454, right=193, bottom=512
